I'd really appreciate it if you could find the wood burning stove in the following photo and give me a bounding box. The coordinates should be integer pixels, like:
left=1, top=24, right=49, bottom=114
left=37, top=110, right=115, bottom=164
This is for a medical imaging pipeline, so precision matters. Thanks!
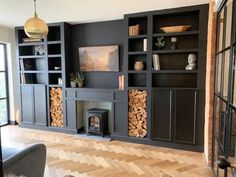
left=86, top=108, right=108, bottom=137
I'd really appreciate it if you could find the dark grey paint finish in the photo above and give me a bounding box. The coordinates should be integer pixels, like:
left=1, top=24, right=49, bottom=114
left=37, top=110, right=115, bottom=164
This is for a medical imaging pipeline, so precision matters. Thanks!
left=173, top=90, right=196, bottom=144
left=71, top=20, right=124, bottom=89
left=21, top=85, right=34, bottom=124
left=152, top=89, right=172, bottom=141
left=124, top=4, right=209, bottom=150
left=21, top=85, right=47, bottom=126
left=16, top=5, right=208, bottom=151
left=34, top=85, right=47, bottom=126
left=65, top=100, right=77, bottom=129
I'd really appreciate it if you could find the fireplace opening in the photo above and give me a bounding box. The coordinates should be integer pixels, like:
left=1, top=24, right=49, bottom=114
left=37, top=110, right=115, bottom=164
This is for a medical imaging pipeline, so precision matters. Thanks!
left=86, top=108, right=108, bottom=137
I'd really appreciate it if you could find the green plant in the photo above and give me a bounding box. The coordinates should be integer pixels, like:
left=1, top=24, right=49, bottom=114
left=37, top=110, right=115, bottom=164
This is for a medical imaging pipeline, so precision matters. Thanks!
left=155, top=36, right=165, bottom=50
left=70, top=72, right=77, bottom=82
left=77, top=72, right=85, bottom=83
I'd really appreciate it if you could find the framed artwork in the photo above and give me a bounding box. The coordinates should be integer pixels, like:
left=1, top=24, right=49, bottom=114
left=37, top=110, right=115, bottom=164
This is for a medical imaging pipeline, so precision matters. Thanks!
left=78, top=45, right=119, bottom=72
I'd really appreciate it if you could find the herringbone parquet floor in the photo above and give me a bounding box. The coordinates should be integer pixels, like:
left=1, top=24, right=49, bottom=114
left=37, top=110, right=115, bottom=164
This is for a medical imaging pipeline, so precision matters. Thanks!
left=1, top=126, right=213, bottom=177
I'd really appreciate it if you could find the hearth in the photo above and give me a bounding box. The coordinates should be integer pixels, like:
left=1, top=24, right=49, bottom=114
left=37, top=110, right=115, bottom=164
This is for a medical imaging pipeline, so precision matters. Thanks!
left=86, top=108, right=108, bottom=137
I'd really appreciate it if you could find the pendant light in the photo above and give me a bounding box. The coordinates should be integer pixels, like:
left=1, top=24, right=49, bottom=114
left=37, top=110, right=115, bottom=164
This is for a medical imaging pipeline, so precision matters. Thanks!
left=24, top=0, right=48, bottom=39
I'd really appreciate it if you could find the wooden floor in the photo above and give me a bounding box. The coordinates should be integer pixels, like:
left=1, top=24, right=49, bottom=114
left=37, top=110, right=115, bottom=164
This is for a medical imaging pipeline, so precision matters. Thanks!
left=1, top=126, right=213, bottom=177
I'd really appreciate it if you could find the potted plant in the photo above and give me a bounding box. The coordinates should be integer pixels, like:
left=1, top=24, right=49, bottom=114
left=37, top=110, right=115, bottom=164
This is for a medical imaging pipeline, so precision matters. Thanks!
left=77, top=72, right=85, bottom=88
left=69, top=72, right=77, bottom=88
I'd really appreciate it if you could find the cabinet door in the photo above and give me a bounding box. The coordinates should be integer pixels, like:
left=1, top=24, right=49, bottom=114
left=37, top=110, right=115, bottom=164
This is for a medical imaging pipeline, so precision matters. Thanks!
left=173, top=90, right=196, bottom=144
left=21, top=85, right=34, bottom=124
left=34, top=85, right=47, bottom=126
left=65, top=99, right=77, bottom=129
left=152, top=89, right=172, bottom=141
left=113, top=92, right=127, bottom=136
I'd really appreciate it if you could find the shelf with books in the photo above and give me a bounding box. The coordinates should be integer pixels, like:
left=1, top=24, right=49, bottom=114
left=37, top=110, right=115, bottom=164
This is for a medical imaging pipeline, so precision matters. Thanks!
left=151, top=53, right=198, bottom=71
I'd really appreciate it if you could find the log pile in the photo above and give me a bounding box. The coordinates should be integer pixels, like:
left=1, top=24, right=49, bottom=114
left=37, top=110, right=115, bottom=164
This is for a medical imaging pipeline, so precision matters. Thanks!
left=50, top=87, right=63, bottom=127
left=128, top=90, right=147, bottom=138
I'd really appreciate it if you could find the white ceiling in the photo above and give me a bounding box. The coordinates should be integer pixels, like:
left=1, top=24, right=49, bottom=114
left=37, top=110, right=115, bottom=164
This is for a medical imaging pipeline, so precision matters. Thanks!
left=0, top=0, right=209, bottom=28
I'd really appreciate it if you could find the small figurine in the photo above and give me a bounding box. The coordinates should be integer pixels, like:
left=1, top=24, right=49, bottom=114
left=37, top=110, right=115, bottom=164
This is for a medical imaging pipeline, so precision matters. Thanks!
left=155, top=36, right=165, bottom=50
left=34, top=45, right=44, bottom=55
left=185, top=53, right=197, bottom=70
left=170, top=37, right=177, bottom=50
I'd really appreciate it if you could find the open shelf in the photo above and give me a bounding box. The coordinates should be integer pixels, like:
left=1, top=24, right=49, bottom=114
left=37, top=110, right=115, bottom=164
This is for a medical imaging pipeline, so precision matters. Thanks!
left=19, top=55, right=45, bottom=59
left=128, top=34, right=148, bottom=39
left=152, top=53, right=198, bottom=70
left=47, top=26, right=61, bottom=41
left=128, top=51, right=147, bottom=55
left=153, top=35, right=198, bottom=51
left=20, top=73, right=46, bottom=84
left=128, top=16, right=148, bottom=35
left=49, top=85, right=63, bottom=87
left=47, top=41, right=61, bottom=45
left=48, top=70, right=62, bottom=73
left=152, top=73, right=197, bottom=88
left=153, top=48, right=198, bottom=54
left=48, top=43, right=61, bottom=55
left=153, top=30, right=199, bottom=37
left=48, top=54, right=62, bottom=58
left=128, top=70, right=147, bottom=73
left=129, top=38, right=147, bottom=52
left=152, top=70, right=197, bottom=73
left=18, top=42, right=45, bottom=46
left=128, top=73, right=147, bottom=87
left=20, top=71, right=45, bottom=73
left=128, top=87, right=147, bottom=90
left=153, top=11, right=199, bottom=34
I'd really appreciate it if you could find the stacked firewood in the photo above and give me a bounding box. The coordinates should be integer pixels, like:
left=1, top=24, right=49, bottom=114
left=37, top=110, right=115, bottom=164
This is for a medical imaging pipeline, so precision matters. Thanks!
left=128, top=90, right=147, bottom=138
left=50, top=87, right=63, bottom=127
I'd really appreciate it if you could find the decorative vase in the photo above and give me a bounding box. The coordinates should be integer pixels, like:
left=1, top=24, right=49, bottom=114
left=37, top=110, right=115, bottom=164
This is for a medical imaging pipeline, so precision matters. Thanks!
left=152, top=54, right=160, bottom=70
left=134, top=61, right=144, bottom=71
left=70, top=81, right=77, bottom=88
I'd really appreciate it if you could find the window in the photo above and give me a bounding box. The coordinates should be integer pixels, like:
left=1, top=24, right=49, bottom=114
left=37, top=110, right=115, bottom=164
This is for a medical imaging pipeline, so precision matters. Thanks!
left=0, top=43, right=9, bottom=125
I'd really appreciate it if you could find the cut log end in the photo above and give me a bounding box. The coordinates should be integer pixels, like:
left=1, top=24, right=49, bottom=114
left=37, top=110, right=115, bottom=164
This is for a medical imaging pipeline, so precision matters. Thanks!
left=50, top=87, right=63, bottom=127
left=128, top=90, right=147, bottom=138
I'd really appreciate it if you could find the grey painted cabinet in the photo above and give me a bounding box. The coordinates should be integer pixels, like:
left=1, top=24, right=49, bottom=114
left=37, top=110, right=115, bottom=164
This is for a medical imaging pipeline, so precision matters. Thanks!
left=21, top=85, right=34, bottom=124
left=152, top=89, right=172, bottom=141
left=152, top=89, right=196, bottom=144
left=173, top=90, right=196, bottom=144
left=113, top=91, right=127, bottom=136
left=20, top=85, right=47, bottom=126
left=65, top=99, right=77, bottom=129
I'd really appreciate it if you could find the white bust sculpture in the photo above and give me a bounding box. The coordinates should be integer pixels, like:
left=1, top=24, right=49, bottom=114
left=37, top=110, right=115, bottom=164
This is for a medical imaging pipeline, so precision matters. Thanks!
left=185, top=53, right=197, bottom=70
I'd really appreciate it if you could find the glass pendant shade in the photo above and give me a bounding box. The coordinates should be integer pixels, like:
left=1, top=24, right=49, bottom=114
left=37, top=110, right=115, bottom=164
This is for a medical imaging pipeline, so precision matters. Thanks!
left=24, top=0, right=48, bottom=39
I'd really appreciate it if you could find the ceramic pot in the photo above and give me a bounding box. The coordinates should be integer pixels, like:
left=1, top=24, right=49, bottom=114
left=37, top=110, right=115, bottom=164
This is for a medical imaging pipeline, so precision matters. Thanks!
left=134, top=61, right=144, bottom=71
left=78, top=81, right=84, bottom=88
left=70, top=81, right=77, bottom=88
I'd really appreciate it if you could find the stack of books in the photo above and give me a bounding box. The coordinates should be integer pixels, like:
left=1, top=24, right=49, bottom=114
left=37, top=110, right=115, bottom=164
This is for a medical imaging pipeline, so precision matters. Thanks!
left=129, top=24, right=140, bottom=36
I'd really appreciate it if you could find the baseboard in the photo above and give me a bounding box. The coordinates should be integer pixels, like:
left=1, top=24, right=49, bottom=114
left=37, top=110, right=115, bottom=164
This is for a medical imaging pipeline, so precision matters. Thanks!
left=10, top=120, right=18, bottom=125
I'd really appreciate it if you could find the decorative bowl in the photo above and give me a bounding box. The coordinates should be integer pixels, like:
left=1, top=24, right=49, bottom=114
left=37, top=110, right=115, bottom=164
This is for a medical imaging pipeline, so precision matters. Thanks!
left=54, top=66, right=61, bottom=70
left=160, top=25, right=191, bottom=33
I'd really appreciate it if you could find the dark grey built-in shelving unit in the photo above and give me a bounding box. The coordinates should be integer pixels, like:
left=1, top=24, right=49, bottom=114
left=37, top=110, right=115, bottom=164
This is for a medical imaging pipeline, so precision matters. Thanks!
left=119, top=4, right=209, bottom=151
left=16, top=4, right=209, bottom=152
